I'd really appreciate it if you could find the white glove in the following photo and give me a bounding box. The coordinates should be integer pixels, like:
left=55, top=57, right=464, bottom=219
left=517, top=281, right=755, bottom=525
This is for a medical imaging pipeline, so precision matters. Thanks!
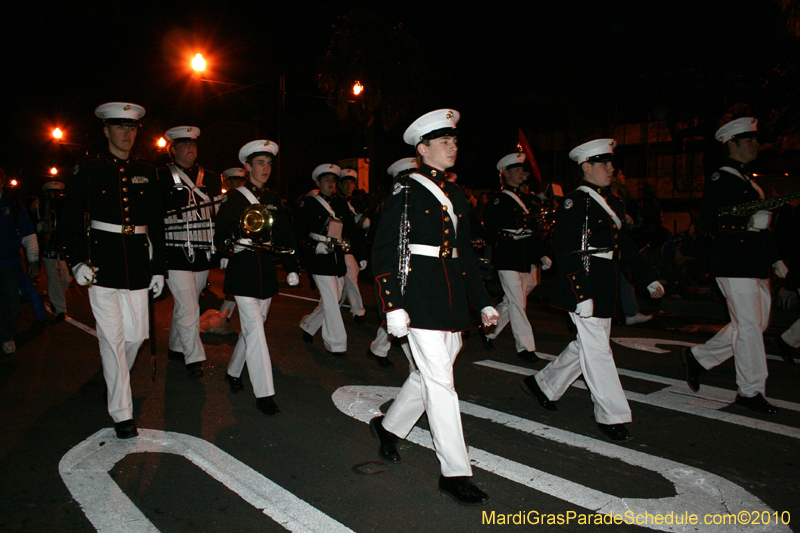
left=287, top=272, right=300, bottom=286
left=540, top=256, right=553, bottom=271
left=315, top=242, right=330, bottom=254
left=481, top=306, right=499, bottom=327
left=773, top=260, right=789, bottom=279
left=359, top=260, right=368, bottom=271
left=149, top=275, right=165, bottom=298
left=749, top=210, right=772, bottom=230
left=647, top=280, right=665, bottom=298
left=220, top=258, right=229, bottom=269
left=72, top=263, right=98, bottom=286
left=147, top=274, right=164, bottom=298
left=575, top=299, right=593, bottom=318
left=234, top=238, right=253, bottom=253
left=361, top=217, right=371, bottom=229
left=511, top=228, right=533, bottom=240
left=386, top=309, right=410, bottom=337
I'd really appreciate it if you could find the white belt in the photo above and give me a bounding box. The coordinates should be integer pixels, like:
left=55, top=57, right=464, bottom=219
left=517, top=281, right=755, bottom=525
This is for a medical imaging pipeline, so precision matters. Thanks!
left=408, top=243, right=459, bottom=259
left=309, top=232, right=343, bottom=243
left=91, top=220, right=147, bottom=235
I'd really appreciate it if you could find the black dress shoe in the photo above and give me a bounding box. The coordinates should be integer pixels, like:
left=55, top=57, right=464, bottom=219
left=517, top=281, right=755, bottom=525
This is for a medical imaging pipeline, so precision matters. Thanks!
left=225, top=373, right=244, bottom=393
left=353, top=314, right=366, bottom=324
left=517, top=350, right=541, bottom=362
left=476, top=325, right=494, bottom=351
left=301, top=331, right=313, bottom=345
left=520, top=376, right=557, bottom=411
left=369, top=416, right=400, bottom=462
left=167, top=348, right=184, bottom=362
left=775, top=337, right=797, bottom=365
left=366, top=347, right=394, bottom=367
left=114, top=419, right=138, bottom=439
left=186, top=362, right=204, bottom=378
left=55, top=312, right=66, bottom=322
left=438, top=476, right=490, bottom=506
left=327, top=350, right=347, bottom=357
left=734, top=393, right=780, bottom=414
left=597, top=423, right=630, bottom=441
left=681, top=347, right=704, bottom=393
left=256, top=396, right=281, bottom=416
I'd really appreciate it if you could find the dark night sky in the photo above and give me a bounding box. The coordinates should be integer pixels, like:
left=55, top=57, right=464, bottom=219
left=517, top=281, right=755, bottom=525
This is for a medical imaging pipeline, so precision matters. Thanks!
left=1, top=0, right=796, bottom=197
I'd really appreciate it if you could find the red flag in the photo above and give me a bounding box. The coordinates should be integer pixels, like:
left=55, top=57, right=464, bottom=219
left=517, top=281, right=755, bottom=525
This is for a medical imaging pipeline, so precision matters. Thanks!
left=518, top=129, right=542, bottom=182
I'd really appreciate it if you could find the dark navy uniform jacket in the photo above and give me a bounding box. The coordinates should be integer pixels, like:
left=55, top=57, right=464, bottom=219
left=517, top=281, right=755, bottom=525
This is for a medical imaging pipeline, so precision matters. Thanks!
left=62, top=151, right=165, bottom=290
left=158, top=164, right=222, bottom=272
left=483, top=187, right=546, bottom=272
left=550, top=181, right=656, bottom=318
left=293, top=192, right=365, bottom=277
left=372, top=164, right=492, bottom=331
left=214, top=181, right=298, bottom=299
left=701, top=159, right=779, bottom=279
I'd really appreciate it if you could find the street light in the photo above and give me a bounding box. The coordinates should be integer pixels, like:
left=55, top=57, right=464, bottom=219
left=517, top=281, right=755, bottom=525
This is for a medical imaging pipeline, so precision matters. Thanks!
left=50, top=167, right=58, bottom=176
left=192, top=53, right=206, bottom=73
left=52, top=128, right=63, bottom=140
left=353, top=81, right=364, bottom=96
left=157, top=137, right=167, bottom=149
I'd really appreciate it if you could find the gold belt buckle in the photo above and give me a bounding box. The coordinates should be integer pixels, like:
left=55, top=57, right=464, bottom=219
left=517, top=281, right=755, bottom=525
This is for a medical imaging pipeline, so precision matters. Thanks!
left=439, top=246, right=453, bottom=258
left=121, top=224, right=135, bottom=235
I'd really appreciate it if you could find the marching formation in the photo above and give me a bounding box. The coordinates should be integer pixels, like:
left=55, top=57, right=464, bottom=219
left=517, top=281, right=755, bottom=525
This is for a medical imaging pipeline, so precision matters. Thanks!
left=1, top=101, right=796, bottom=507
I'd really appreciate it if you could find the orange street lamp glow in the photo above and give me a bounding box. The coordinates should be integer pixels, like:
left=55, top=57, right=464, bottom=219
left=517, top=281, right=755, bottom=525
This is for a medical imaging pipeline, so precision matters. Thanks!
left=52, top=128, right=63, bottom=139
left=192, top=53, right=207, bottom=72
left=353, top=81, right=364, bottom=96
left=157, top=137, right=167, bottom=148
left=9, top=179, right=18, bottom=187
left=50, top=167, right=58, bottom=175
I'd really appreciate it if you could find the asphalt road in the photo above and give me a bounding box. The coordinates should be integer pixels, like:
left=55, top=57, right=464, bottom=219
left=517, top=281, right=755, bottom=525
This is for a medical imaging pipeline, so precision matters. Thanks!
left=2, top=269, right=799, bottom=533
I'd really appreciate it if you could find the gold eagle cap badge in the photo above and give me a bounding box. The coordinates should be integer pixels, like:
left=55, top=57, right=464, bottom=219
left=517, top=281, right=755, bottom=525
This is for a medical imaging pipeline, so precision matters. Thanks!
left=445, top=111, right=453, bottom=120
left=123, top=105, right=131, bottom=111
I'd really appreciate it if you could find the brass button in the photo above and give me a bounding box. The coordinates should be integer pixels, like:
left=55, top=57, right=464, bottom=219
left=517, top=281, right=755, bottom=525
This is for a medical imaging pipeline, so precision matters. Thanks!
left=439, top=182, right=445, bottom=189
left=425, top=209, right=430, bottom=214
left=385, top=290, right=390, bottom=295
left=125, top=217, right=131, bottom=222
left=123, top=197, right=129, bottom=202
left=579, top=295, right=584, bottom=298
left=444, top=229, right=450, bottom=234
left=442, top=206, right=448, bottom=212
left=382, top=278, right=387, bottom=283
left=122, top=187, right=128, bottom=192
left=120, top=168, right=125, bottom=173
left=101, top=190, right=106, bottom=194
left=444, top=216, right=451, bottom=222
left=443, top=241, right=450, bottom=246
left=388, top=302, right=393, bottom=308
left=124, top=207, right=130, bottom=212
left=444, top=192, right=449, bottom=197
left=122, top=177, right=128, bottom=182
left=576, top=285, right=580, bottom=289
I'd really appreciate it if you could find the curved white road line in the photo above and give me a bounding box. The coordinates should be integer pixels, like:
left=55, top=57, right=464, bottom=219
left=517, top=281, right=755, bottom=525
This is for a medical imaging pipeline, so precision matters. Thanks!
left=612, top=337, right=797, bottom=364
left=59, top=428, right=355, bottom=533
left=333, top=385, right=788, bottom=533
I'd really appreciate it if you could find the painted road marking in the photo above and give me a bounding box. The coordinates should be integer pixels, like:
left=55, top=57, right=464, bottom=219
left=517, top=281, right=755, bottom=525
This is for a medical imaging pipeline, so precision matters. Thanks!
left=333, top=385, right=787, bottom=533
left=612, top=337, right=798, bottom=364
left=59, top=428, right=355, bottom=533
left=476, top=359, right=800, bottom=439
left=44, top=303, right=98, bottom=337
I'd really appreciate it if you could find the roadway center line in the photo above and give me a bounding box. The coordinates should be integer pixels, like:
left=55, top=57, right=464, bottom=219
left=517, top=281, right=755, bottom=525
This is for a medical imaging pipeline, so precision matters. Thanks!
left=475, top=359, right=800, bottom=440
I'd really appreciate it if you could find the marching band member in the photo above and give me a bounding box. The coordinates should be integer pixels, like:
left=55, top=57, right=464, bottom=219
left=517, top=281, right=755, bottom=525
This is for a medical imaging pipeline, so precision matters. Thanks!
left=682, top=117, right=787, bottom=413
left=480, top=152, right=551, bottom=361
left=521, top=139, right=664, bottom=442
left=62, top=102, right=166, bottom=439
left=158, top=126, right=222, bottom=378
left=366, top=157, right=419, bottom=368
left=295, top=164, right=365, bottom=356
left=40, top=179, right=72, bottom=322
left=214, top=140, right=299, bottom=416
left=370, top=109, right=498, bottom=506
left=337, top=168, right=368, bottom=323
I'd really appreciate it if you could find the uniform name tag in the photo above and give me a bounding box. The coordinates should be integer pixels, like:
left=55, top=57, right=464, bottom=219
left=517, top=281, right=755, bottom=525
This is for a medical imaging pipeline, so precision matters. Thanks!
left=131, top=176, right=149, bottom=184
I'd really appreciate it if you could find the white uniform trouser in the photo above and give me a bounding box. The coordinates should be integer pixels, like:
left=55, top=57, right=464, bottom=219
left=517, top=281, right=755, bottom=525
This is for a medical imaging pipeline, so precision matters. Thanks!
left=692, top=277, right=770, bottom=397
left=382, top=329, right=472, bottom=477
left=339, top=254, right=365, bottom=316
left=536, top=314, right=631, bottom=425
left=300, top=275, right=347, bottom=352
left=370, top=325, right=414, bottom=367
left=487, top=267, right=539, bottom=352
left=782, top=318, right=800, bottom=348
left=166, top=270, right=209, bottom=364
left=43, top=257, right=72, bottom=314
left=88, top=286, right=148, bottom=423
left=228, top=296, right=275, bottom=398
